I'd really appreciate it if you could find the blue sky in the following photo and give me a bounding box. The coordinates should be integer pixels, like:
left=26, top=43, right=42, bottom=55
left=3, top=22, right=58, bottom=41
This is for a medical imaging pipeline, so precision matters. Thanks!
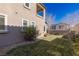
left=44, top=3, right=79, bottom=24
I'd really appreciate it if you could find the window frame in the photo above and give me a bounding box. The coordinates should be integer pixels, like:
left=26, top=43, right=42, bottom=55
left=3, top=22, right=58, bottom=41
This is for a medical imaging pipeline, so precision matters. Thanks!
left=22, top=18, right=29, bottom=31
left=52, top=25, right=56, bottom=30
left=36, top=4, right=45, bottom=18
left=59, top=25, right=62, bottom=29
left=0, top=13, right=8, bottom=33
left=30, top=21, right=36, bottom=27
left=24, top=3, right=30, bottom=9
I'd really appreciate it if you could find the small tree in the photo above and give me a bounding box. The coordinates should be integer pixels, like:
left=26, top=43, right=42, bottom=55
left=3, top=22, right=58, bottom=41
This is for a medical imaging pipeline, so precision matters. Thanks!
left=23, top=26, right=38, bottom=41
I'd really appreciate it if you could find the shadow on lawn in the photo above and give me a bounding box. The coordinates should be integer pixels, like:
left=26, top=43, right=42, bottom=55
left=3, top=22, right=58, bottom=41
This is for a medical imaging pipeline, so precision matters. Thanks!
left=6, top=37, right=76, bottom=56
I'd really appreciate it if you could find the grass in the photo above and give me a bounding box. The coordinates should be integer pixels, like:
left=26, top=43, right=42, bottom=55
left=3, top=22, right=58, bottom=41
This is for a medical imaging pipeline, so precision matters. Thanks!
left=73, top=42, right=79, bottom=55
left=6, top=35, right=75, bottom=56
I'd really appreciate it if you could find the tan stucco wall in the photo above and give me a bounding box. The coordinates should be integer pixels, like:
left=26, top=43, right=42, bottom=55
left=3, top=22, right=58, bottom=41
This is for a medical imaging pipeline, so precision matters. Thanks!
left=0, top=3, right=46, bottom=47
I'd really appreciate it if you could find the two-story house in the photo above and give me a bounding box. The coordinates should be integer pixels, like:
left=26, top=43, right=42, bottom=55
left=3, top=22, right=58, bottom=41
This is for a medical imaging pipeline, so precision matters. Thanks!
left=0, top=3, right=46, bottom=47
left=71, top=23, right=79, bottom=34
left=48, top=23, right=70, bottom=34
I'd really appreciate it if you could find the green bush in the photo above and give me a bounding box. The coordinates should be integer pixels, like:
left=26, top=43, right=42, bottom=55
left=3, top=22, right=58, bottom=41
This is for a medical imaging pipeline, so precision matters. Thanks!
left=63, top=31, right=76, bottom=39
left=74, top=34, right=79, bottom=42
left=50, top=38, right=75, bottom=56
left=62, top=30, right=79, bottom=42
left=23, top=26, right=38, bottom=41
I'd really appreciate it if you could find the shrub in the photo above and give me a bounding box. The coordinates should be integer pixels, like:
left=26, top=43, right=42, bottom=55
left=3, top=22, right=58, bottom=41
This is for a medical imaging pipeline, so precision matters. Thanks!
left=50, top=38, right=75, bottom=56
left=62, top=31, right=76, bottom=41
left=23, top=26, right=38, bottom=41
left=62, top=31, right=79, bottom=43
left=74, top=34, right=79, bottom=42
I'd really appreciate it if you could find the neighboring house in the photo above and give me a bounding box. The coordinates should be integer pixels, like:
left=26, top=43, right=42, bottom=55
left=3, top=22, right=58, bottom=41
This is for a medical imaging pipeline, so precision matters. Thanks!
left=48, top=23, right=70, bottom=34
left=72, top=23, right=79, bottom=34
left=0, top=3, right=46, bottom=47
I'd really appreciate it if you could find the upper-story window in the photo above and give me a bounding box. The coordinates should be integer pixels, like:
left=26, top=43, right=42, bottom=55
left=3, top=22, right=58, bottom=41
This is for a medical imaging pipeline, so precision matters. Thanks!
left=24, top=3, right=30, bottom=9
left=25, top=3, right=29, bottom=7
left=0, top=14, right=7, bottom=32
left=37, top=4, right=45, bottom=17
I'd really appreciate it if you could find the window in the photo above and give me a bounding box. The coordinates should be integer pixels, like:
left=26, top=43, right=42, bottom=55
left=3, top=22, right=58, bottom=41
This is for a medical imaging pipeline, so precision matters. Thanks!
left=52, top=25, right=56, bottom=30
left=37, top=11, right=43, bottom=17
left=59, top=25, right=62, bottom=29
left=25, top=3, right=29, bottom=7
left=30, top=21, right=36, bottom=27
left=24, top=3, right=30, bottom=9
left=22, top=19, right=36, bottom=31
left=22, top=19, right=29, bottom=31
left=37, top=4, right=44, bottom=17
left=0, top=14, right=7, bottom=32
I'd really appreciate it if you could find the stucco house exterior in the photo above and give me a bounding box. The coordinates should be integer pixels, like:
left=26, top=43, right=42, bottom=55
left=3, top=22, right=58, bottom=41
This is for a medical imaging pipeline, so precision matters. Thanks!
left=0, top=3, right=46, bottom=47
left=48, top=23, right=70, bottom=34
left=71, top=23, right=79, bottom=34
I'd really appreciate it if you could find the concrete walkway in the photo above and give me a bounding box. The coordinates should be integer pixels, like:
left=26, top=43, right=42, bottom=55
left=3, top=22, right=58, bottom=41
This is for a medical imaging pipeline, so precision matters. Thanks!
left=43, top=34, right=63, bottom=41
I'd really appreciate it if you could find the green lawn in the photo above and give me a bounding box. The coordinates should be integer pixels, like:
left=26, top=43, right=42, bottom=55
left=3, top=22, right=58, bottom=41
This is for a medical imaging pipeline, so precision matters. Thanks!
left=6, top=35, right=75, bottom=56
left=73, top=42, right=79, bottom=56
